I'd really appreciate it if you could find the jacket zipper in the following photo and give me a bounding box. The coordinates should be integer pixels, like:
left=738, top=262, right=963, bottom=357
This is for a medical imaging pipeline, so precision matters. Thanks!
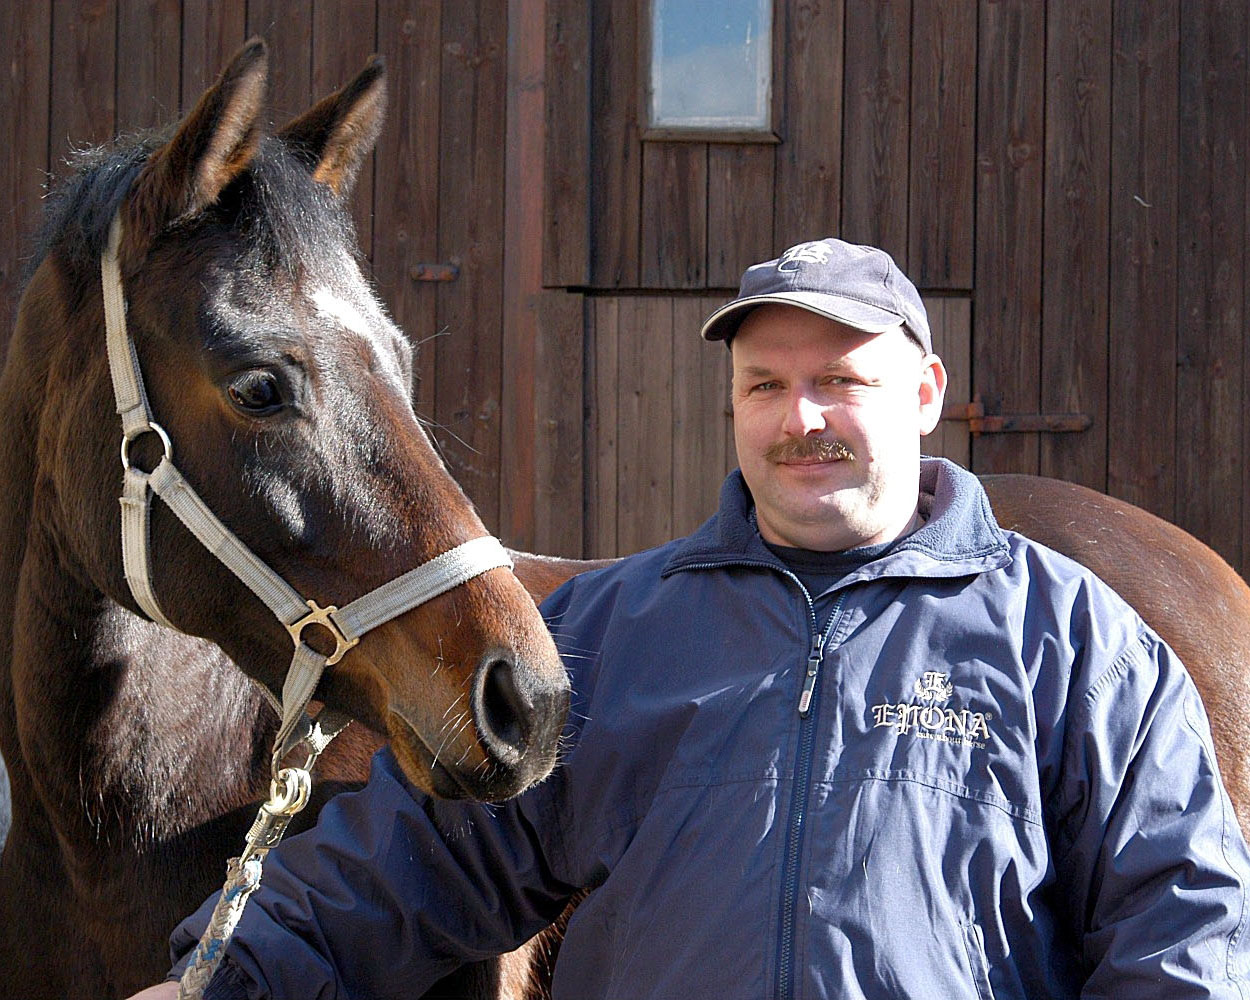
left=777, top=583, right=844, bottom=1000
left=669, top=557, right=844, bottom=999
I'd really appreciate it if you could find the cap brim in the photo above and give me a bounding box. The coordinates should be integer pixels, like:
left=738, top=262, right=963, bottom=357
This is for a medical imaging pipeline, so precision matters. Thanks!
left=700, top=292, right=905, bottom=342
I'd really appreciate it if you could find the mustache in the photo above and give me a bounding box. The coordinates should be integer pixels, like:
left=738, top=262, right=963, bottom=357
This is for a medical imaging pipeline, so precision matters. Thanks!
left=764, top=437, right=855, bottom=464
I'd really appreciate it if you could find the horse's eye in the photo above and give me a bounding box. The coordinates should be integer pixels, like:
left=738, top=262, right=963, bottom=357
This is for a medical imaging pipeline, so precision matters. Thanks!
left=227, top=370, right=283, bottom=414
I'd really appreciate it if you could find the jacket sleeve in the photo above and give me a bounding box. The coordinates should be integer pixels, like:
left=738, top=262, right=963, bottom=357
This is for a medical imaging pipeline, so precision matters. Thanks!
left=1050, top=628, right=1250, bottom=998
left=167, top=745, right=577, bottom=1000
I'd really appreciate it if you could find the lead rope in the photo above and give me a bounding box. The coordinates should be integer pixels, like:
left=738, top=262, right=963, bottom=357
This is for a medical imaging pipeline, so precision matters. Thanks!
left=100, top=215, right=515, bottom=998
left=176, top=717, right=342, bottom=1000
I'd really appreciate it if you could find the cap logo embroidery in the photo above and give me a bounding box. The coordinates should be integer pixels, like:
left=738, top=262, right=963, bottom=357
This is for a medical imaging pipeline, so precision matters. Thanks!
left=870, top=671, right=993, bottom=750
left=776, top=241, right=833, bottom=272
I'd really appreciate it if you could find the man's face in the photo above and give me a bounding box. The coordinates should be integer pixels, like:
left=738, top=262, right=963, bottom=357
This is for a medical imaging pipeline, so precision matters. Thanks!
left=730, top=304, right=946, bottom=551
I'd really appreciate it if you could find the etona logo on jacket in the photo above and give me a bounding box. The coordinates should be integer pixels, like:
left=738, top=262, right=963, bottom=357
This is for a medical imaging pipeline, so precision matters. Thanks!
left=870, top=670, right=994, bottom=750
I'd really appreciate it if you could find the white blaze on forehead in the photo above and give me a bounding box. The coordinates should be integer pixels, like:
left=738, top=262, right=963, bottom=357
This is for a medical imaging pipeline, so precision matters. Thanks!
left=309, top=285, right=407, bottom=388
left=311, top=285, right=377, bottom=337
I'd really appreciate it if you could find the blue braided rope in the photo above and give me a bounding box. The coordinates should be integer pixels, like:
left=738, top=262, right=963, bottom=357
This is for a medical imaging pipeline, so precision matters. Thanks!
left=177, top=854, right=264, bottom=1000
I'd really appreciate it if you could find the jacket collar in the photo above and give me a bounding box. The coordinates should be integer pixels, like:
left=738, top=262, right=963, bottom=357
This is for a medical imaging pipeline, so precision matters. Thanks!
left=661, top=458, right=1011, bottom=582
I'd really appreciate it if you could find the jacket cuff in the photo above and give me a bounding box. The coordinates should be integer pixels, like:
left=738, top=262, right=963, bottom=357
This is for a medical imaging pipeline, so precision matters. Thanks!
left=166, top=961, right=253, bottom=1000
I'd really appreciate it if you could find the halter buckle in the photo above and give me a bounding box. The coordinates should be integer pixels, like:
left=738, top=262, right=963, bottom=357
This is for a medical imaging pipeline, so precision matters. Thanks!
left=286, top=600, right=359, bottom=666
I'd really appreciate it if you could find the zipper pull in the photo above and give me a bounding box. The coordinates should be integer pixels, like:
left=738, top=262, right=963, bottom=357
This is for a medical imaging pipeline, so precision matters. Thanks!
left=798, top=634, right=823, bottom=717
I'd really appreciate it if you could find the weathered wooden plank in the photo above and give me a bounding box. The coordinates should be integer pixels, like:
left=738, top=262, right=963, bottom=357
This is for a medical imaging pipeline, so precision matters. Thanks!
left=374, top=1, right=442, bottom=414
left=927, top=296, right=972, bottom=470
left=1175, top=0, right=1244, bottom=564
left=616, top=296, right=674, bottom=554
left=544, top=0, right=590, bottom=286
left=641, top=142, right=707, bottom=288
left=773, top=0, right=842, bottom=250
left=501, top=0, right=546, bottom=548
left=672, top=296, right=730, bottom=536
left=50, top=0, right=115, bottom=160
left=246, top=0, right=313, bottom=122
left=589, top=0, right=641, bottom=286
left=707, top=145, right=775, bottom=288
left=117, top=0, right=181, bottom=130
left=587, top=297, right=620, bottom=557
left=434, top=0, right=507, bottom=530
left=181, top=0, right=247, bottom=112
left=909, top=0, right=975, bottom=289
left=532, top=290, right=585, bottom=557
left=1245, top=11, right=1250, bottom=581
left=0, top=0, right=51, bottom=361
left=1040, top=0, right=1111, bottom=492
left=841, top=0, right=911, bottom=263
left=1107, top=0, right=1178, bottom=518
left=972, top=0, right=1045, bottom=475
left=312, top=3, right=377, bottom=256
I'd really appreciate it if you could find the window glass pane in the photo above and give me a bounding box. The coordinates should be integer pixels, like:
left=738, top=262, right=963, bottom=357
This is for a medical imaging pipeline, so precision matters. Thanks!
left=650, top=0, right=771, bottom=131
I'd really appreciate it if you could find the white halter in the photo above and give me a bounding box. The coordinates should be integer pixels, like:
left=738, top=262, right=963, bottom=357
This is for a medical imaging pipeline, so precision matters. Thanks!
left=101, top=213, right=513, bottom=769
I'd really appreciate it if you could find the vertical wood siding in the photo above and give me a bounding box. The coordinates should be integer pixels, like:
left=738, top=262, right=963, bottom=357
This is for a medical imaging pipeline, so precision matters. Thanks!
left=546, top=0, right=1250, bottom=580
left=1, top=2, right=1247, bottom=579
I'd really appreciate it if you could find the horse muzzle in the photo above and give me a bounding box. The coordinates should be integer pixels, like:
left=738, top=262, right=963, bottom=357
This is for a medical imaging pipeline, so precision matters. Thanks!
left=388, top=647, right=569, bottom=802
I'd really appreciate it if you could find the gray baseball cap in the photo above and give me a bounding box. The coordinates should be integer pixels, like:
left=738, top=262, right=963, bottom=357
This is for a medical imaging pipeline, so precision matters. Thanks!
left=700, top=238, right=932, bottom=353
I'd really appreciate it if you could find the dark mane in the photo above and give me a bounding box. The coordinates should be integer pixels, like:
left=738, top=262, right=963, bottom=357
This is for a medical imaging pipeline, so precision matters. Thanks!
left=28, top=131, right=160, bottom=281
left=30, top=130, right=358, bottom=285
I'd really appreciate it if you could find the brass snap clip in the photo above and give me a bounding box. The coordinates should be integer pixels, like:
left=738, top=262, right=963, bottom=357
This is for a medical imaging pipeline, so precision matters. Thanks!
left=286, top=600, right=360, bottom=665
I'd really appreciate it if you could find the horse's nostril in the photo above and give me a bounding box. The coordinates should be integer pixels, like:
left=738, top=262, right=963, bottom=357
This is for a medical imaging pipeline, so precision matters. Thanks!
left=474, top=654, right=532, bottom=765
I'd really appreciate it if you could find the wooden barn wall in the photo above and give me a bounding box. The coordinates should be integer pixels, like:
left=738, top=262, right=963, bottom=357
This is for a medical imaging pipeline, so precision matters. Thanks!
left=2, top=2, right=1248, bottom=581
left=547, top=0, right=1250, bottom=581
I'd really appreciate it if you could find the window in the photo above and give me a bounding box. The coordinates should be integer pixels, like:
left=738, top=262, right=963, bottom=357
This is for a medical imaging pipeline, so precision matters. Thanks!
left=646, top=0, right=775, bottom=141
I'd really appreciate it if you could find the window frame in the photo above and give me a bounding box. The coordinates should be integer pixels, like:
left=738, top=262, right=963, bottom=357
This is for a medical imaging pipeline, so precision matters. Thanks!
left=639, top=0, right=781, bottom=144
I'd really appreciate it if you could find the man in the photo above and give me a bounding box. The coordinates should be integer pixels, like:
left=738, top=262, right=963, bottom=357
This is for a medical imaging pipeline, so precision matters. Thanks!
left=135, top=239, right=1250, bottom=998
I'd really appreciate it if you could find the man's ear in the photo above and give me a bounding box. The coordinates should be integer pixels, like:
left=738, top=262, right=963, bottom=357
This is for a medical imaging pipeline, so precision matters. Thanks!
left=917, top=354, right=948, bottom=436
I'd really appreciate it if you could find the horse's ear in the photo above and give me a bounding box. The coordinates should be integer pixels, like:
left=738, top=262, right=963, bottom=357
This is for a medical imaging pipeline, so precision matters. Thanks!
left=127, top=38, right=269, bottom=243
left=277, top=55, right=386, bottom=199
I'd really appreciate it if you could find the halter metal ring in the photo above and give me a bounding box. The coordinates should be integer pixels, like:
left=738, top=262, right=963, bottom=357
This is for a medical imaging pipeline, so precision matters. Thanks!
left=267, top=767, right=312, bottom=816
left=287, top=599, right=360, bottom=666
left=120, top=420, right=173, bottom=471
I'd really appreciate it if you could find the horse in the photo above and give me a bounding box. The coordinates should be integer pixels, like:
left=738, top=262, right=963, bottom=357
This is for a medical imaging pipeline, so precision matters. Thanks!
left=0, top=40, right=570, bottom=1000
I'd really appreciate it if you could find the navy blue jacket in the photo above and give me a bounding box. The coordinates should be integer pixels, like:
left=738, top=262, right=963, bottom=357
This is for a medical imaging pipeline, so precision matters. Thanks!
left=174, top=459, right=1250, bottom=999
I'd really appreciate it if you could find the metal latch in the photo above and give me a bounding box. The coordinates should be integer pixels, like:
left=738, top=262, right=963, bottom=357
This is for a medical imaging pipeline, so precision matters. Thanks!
left=408, top=263, right=459, bottom=282
left=941, top=397, right=1091, bottom=436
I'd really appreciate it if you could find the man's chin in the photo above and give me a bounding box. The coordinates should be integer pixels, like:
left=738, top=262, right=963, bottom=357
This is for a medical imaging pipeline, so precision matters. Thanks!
left=757, top=503, right=859, bottom=550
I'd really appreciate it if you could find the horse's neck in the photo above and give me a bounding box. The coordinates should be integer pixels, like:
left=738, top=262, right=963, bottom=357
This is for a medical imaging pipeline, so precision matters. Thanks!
left=0, top=283, right=274, bottom=848
left=13, top=535, right=274, bottom=839
left=0, top=328, right=49, bottom=786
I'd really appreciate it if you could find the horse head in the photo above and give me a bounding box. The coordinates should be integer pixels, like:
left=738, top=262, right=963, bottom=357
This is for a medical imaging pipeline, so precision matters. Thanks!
left=20, top=40, right=568, bottom=803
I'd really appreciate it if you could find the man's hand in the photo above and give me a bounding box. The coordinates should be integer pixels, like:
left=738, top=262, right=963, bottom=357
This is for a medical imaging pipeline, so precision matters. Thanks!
left=125, top=984, right=178, bottom=1000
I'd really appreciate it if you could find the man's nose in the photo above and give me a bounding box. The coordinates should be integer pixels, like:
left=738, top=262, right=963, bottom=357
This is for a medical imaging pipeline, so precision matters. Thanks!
left=783, top=393, right=827, bottom=436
